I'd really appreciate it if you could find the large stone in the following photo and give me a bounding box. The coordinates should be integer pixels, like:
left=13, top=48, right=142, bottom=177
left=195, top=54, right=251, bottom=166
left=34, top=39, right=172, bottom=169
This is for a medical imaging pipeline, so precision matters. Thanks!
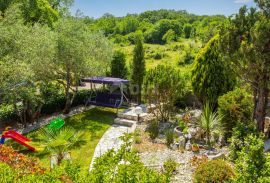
left=178, top=136, right=186, bottom=149
left=185, top=140, right=192, bottom=151
left=208, top=153, right=225, bottom=160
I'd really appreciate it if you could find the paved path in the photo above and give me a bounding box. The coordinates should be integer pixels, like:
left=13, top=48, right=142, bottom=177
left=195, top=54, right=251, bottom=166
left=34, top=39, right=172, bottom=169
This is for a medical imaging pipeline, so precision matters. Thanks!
left=89, top=124, right=136, bottom=170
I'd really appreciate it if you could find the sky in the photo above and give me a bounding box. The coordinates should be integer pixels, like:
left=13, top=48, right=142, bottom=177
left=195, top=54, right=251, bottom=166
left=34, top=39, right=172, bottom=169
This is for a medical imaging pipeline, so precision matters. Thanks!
left=71, top=0, right=256, bottom=18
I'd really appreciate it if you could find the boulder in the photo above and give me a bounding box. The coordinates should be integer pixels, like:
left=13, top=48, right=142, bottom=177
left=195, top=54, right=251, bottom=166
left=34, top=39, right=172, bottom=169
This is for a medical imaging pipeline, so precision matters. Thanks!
left=208, top=153, right=225, bottom=160
left=178, top=136, right=186, bottom=149
left=185, top=140, right=192, bottom=151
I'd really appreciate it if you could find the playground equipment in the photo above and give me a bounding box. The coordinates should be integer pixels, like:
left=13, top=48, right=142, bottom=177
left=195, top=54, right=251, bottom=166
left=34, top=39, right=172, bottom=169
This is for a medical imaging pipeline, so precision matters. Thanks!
left=0, top=118, right=65, bottom=152
left=0, top=127, right=36, bottom=151
left=47, top=118, right=65, bottom=130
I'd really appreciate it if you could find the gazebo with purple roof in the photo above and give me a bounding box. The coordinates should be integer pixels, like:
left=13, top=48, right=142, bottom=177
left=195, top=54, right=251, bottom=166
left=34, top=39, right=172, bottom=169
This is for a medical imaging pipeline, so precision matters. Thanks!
left=81, top=77, right=129, bottom=108
left=81, top=77, right=129, bottom=85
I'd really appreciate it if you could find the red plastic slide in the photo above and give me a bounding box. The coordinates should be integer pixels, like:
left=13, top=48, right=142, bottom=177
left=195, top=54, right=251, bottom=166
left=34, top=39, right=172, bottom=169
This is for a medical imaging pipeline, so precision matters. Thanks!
left=2, top=131, right=36, bottom=151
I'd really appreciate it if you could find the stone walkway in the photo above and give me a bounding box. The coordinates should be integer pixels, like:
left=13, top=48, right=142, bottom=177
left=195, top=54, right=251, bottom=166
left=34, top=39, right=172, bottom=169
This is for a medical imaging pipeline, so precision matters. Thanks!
left=89, top=124, right=136, bottom=170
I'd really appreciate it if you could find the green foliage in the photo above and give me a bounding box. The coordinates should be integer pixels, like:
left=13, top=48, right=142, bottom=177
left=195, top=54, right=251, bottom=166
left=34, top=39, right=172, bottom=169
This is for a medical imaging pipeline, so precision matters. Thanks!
left=110, top=50, right=128, bottom=79
left=192, top=35, right=235, bottom=106
left=163, top=158, right=178, bottom=176
left=144, top=19, right=182, bottom=44
left=0, top=163, right=16, bottom=183
left=131, top=33, right=145, bottom=104
left=165, top=130, right=174, bottom=147
left=87, top=133, right=169, bottom=183
left=183, top=24, right=193, bottom=38
left=220, top=4, right=270, bottom=132
left=218, top=88, right=254, bottom=140
left=178, top=119, right=187, bottom=131
left=234, top=134, right=266, bottom=182
left=143, top=65, right=187, bottom=122
left=152, top=52, right=163, bottom=60
left=0, top=6, right=56, bottom=124
left=0, top=104, right=17, bottom=122
left=199, top=102, right=222, bottom=147
left=41, top=17, right=112, bottom=113
left=37, top=127, right=85, bottom=165
left=147, top=120, right=159, bottom=140
left=0, top=0, right=73, bottom=27
left=193, top=159, right=235, bottom=183
left=133, top=129, right=142, bottom=144
left=229, top=123, right=257, bottom=162
left=162, top=29, right=176, bottom=43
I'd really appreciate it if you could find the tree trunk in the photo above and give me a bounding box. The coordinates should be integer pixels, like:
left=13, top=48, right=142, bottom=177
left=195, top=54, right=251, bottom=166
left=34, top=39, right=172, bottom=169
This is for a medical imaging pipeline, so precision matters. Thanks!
left=254, top=87, right=268, bottom=132
left=57, top=153, right=64, bottom=166
left=63, top=67, right=71, bottom=114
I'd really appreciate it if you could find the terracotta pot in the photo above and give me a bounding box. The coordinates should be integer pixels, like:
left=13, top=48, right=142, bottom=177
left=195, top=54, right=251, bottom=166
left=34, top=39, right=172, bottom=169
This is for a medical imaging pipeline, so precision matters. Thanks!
left=191, top=144, right=200, bottom=152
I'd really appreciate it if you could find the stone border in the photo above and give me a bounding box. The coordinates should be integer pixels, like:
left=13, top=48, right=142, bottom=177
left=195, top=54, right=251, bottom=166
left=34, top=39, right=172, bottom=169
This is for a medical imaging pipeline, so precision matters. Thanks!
left=15, top=105, right=95, bottom=135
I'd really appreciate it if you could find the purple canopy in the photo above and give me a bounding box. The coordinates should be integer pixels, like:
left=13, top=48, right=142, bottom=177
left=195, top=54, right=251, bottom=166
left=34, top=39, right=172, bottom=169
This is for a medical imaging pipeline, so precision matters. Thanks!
left=82, top=77, right=129, bottom=85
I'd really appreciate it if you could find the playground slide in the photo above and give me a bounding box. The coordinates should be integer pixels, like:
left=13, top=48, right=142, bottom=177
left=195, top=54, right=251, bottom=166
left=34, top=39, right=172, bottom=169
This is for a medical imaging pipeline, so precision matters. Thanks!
left=3, top=131, right=36, bottom=151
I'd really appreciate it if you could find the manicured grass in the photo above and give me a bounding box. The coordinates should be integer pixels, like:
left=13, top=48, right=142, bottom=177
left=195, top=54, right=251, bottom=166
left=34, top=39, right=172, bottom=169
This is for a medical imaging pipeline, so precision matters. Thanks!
left=63, top=107, right=116, bottom=172
left=9, top=107, right=116, bottom=172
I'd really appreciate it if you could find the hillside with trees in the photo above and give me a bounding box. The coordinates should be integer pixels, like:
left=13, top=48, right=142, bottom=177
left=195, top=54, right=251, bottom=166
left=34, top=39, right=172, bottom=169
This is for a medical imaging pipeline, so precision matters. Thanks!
left=1, top=0, right=270, bottom=182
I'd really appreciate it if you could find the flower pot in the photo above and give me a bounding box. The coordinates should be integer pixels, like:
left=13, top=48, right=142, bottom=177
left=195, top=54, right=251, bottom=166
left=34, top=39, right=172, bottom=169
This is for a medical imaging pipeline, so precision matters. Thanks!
left=191, top=144, right=200, bottom=153
left=174, top=126, right=183, bottom=137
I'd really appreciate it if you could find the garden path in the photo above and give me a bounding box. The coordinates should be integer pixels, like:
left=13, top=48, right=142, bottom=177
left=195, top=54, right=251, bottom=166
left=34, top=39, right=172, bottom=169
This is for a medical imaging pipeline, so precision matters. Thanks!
left=89, top=124, right=136, bottom=170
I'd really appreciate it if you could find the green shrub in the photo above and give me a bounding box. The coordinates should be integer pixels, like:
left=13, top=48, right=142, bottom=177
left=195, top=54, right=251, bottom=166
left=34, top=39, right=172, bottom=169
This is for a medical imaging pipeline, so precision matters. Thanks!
left=133, top=129, right=142, bottom=144
left=153, top=52, right=162, bottom=60
left=193, top=159, right=235, bottom=183
left=147, top=120, right=159, bottom=140
left=163, top=158, right=178, bottom=176
left=88, top=133, right=169, bottom=182
left=72, top=90, right=93, bottom=107
left=229, top=123, right=257, bottom=161
left=165, top=130, right=174, bottom=147
left=234, top=134, right=266, bottom=182
left=0, top=104, right=17, bottom=122
left=218, top=88, right=253, bottom=140
left=41, top=93, right=65, bottom=114
left=41, top=90, right=93, bottom=115
left=178, top=119, right=187, bottom=131
left=0, top=163, right=16, bottom=183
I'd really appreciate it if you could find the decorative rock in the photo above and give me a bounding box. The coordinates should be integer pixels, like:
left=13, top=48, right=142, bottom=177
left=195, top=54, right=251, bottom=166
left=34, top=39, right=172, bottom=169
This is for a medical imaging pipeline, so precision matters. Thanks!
left=185, top=140, right=191, bottom=151
left=218, top=136, right=226, bottom=147
left=188, top=127, right=197, bottom=137
left=174, top=127, right=183, bottom=137
left=185, top=133, right=192, bottom=140
left=175, top=114, right=184, bottom=119
left=171, top=143, right=178, bottom=150
left=206, top=149, right=218, bottom=156
left=178, top=136, right=186, bottom=149
left=208, top=153, right=225, bottom=160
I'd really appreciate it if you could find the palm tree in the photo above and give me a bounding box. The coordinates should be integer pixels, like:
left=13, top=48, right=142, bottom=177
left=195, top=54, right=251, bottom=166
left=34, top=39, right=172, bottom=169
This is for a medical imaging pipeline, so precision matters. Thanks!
left=37, top=127, right=85, bottom=165
left=199, top=102, right=222, bottom=148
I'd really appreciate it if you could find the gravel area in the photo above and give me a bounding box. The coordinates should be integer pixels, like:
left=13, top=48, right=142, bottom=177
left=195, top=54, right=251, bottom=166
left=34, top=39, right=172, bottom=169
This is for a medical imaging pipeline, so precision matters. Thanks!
left=135, top=123, right=229, bottom=183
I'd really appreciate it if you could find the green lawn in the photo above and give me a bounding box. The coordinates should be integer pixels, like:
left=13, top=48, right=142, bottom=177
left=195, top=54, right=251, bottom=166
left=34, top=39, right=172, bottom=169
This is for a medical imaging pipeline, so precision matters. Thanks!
left=9, top=107, right=116, bottom=172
